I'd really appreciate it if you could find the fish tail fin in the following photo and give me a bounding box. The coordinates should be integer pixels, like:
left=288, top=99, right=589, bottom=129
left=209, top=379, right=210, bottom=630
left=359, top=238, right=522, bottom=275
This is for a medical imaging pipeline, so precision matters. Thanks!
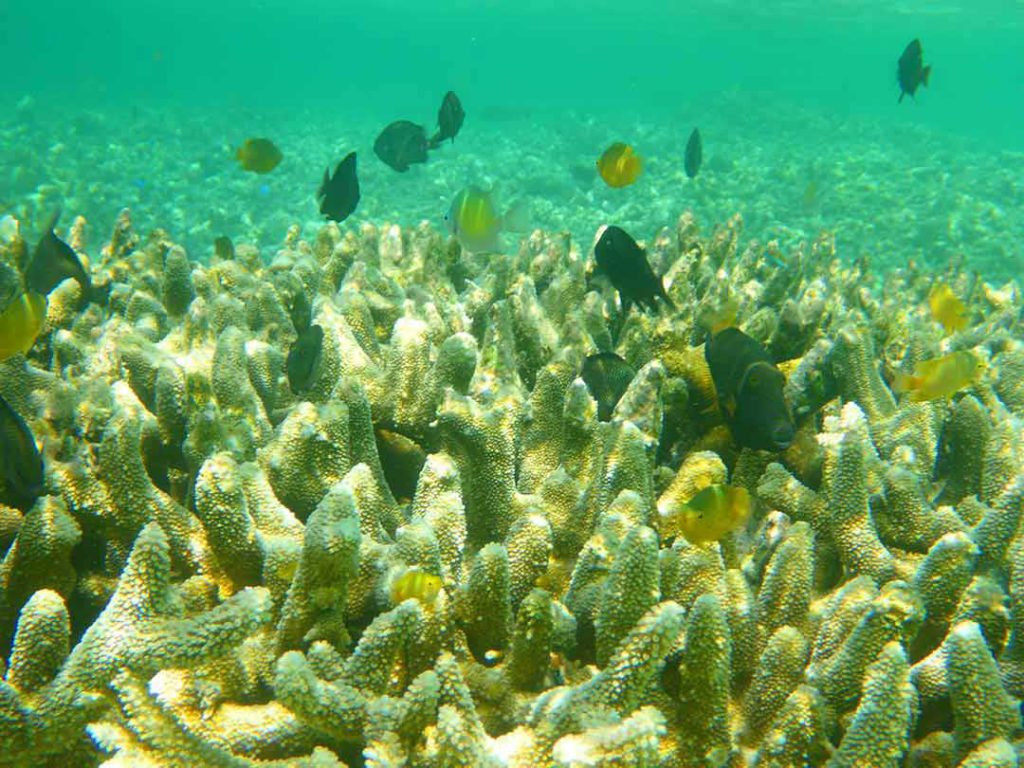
left=659, top=284, right=676, bottom=310
left=502, top=199, right=531, bottom=233
left=898, top=91, right=905, bottom=104
left=922, top=65, right=932, bottom=87
left=427, top=132, right=442, bottom=150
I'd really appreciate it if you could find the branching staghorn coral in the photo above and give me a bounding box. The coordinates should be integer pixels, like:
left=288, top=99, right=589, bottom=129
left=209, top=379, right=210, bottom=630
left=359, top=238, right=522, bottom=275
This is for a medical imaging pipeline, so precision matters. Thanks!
left=1, top=205, right=1023, bottom=767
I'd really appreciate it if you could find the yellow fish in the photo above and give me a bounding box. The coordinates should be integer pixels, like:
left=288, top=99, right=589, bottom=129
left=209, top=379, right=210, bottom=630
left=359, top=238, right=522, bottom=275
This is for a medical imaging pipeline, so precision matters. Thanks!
left=893, top=350, right=982, bottom=402
left=928, top=282, right=968, bottom=334
left=660, top=484, right=751, bottom=544
left=235, top=138, right=283, bottom=174
left=445, top=186, right=529, bottom=253
left=390, top=568, right=443, bottom=606
left=596, top=142, right=642, bottom=188
left=0, top=292, right=47, bottom=362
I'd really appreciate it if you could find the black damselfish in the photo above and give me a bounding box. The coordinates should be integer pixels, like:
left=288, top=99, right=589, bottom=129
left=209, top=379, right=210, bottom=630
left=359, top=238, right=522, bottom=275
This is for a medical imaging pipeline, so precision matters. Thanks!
left=429, top=91, right=465, bottom=148
left=705, top=327, right=795, bottom=452
left=374, top=120, right=429, bottom=172
left=318, top=152, right=360, bottom=223
left=0, top=394, right=44, bottom=512
left=26, top=210, right=92, bottom=297
left=594, top=225, right=674, bottom=313
left=897, top=39, right=932, bottom=103
left=684, top=127, right=702, bottom=179
left=581, top=351, right=636, bottom=421
left=286, top=324, right=325, bottom=395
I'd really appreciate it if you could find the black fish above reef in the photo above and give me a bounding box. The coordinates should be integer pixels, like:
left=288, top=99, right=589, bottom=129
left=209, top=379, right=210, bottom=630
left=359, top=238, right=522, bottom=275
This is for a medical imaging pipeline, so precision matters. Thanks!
left=594, top=225, right=674, bottom=313
left=374, top=426, right=427, bottom=501
left=374, top=120, right=429, bottom=172
left=286, top=324, right=324, bottom=395
left=429, top=91, right=465, bottom=148
left=318, top=152, right=360, bottom=223
left=897, top=38, right=931, bottom=102
left=581, top=352, right=636, bottom=421
left=289, top=290, right=312, bottom=334
left=705, top=327, right=795, bottom=452
left=0, top=394, right=44, bottom=512
left=25, top=210, right=92, bottom=297
left=684, top=127, right=702, bottom=179
left=213, top=235, right=235, bottom=260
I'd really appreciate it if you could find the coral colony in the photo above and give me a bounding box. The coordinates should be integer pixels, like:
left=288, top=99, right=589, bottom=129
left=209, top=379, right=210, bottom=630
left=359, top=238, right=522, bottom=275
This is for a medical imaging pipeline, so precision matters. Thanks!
left=0, top=205, right=1022, bottom=767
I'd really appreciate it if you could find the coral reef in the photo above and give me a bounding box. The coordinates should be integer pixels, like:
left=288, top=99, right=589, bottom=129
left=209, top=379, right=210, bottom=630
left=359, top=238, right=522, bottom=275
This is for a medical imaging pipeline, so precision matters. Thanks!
left=1, top=204, right=1023, bottom=767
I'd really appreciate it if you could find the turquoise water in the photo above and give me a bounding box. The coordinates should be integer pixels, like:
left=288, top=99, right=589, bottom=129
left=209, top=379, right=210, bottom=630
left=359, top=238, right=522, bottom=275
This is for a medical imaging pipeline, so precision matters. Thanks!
left=2, top=0, right=1023, bottom=277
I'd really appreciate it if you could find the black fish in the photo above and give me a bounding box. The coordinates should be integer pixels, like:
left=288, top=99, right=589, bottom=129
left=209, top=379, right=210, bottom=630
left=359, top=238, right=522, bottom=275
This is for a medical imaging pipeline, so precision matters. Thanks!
left=897, top=39, right=932, bottom=103
left=286, top=324, right=324, bottom=395
left=594, top=225, right=674, bottom=313
left=25, top=210, right=92, bottom=297
left=705, top=327, right=795, bottom=452
left=429, top=91, right=465, bottom=149
left=581, top=352, right=636, bottom=421
left=374, top=120, right=429, bottom=172
left=684, top=127, right=702, bottom=179
left=289, top=290, right=311, bottom=335
left=318, top=152, right=360, bottom=223
left=374, top=426, right=427, bottom=501
left=214, top=235, right=235, bottom=260
left=0, top=394, right=44, bottom=512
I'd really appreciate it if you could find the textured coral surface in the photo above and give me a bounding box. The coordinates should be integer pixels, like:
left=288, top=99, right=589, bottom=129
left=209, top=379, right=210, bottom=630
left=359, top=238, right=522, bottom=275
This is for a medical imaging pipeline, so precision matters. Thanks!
left=1, top=207, right=1023, bottom=767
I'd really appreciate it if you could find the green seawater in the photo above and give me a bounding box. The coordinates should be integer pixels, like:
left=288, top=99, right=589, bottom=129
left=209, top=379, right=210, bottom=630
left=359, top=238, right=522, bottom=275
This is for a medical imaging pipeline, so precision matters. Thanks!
left=2, top=0, right=1022, bottom=279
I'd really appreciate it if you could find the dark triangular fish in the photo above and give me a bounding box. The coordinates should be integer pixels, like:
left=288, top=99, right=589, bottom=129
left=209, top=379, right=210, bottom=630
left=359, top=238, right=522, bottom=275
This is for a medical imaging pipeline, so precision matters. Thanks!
left=26, top=210, right=92, bottom=297
left=594, top=225, right=675, bottom=314
left=0, top=394, right=44, bottom=512
left=374, top=426, right=427, bottom=501
left=897, top=38, right=931, bottom=103
left=428, top=91, right=465, bottom=149
left=214, top=235, right=235, bottom=260
left=705, top=327, right=794, bottom=452
left=318, top=152, right=360, bottom=223
left=581, top=352, right=636, bottom=421
left=374, top=120, right=429, bottom=172
left=286, top=324, right=324, bottom=395
left=684, top=127, right=702, bottom=179
left=289, top=290, right=311, bottom=334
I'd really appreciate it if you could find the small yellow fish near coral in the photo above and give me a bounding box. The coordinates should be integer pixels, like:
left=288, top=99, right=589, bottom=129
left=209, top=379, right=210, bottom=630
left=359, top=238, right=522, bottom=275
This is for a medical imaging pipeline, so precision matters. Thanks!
left=235, top=138, right=283, bottom=174
left=0, top=292, right=47, bottom=362
left=390, top=568, right=443, bottom=606
left=660, top=484, right=751, bottom=545
left=928, top=282, right=968, bottom=334
left=893, top=350, right=982, bottom=402
left=596, top=142, right=642, bottom=188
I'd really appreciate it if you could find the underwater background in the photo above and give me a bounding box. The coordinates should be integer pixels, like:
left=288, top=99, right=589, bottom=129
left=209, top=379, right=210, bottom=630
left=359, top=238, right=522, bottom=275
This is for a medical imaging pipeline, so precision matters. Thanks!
left=2, top=0, right=1022, bottom=279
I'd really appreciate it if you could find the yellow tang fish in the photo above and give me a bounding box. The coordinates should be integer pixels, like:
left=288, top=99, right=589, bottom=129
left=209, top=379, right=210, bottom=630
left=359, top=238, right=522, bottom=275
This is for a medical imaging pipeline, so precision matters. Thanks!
left=235, top=138, right=283, bottom=174
left=660, top=484, right=751, bottom=545
left=893, top=350, right=982, bottom=402
left=445, top=186, right=529, bottom=253
left=0, top=292, right=47, bottom=362
left=596, top=142, right=642, bottom=188
left=928, top=282, right=968, bottom=334
left=390, top=568, right=443, bottom=606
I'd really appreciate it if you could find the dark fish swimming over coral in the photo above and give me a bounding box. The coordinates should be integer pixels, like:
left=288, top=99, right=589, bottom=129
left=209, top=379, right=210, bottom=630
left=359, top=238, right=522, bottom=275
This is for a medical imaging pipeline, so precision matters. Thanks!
left=26, top=210, right=92, bottom=297
left=289, top=290, right=312, bottom=335
left=235, top=138, right=283, bottom=174
left=684, top=127, right=702, bottom=179
left=213, top=235, right=235, bottom=261
left=594, top=225, right=674, bottom=313
left=897, top=38, right=931, bottom=103
left=318, top=152, right=360, bottom=223
left=286, top=324, right=325, bottom=395
left=429, top=91, right=465, bottom=149
left=705, top=327, right=795, bottom=452
left=374, top=120, right=429, bottom=172
left=0, top=394, right=44, bottom=512
left=580, top=351, right=636, bottom=421
left=374, top=426, right=427, bottom=501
